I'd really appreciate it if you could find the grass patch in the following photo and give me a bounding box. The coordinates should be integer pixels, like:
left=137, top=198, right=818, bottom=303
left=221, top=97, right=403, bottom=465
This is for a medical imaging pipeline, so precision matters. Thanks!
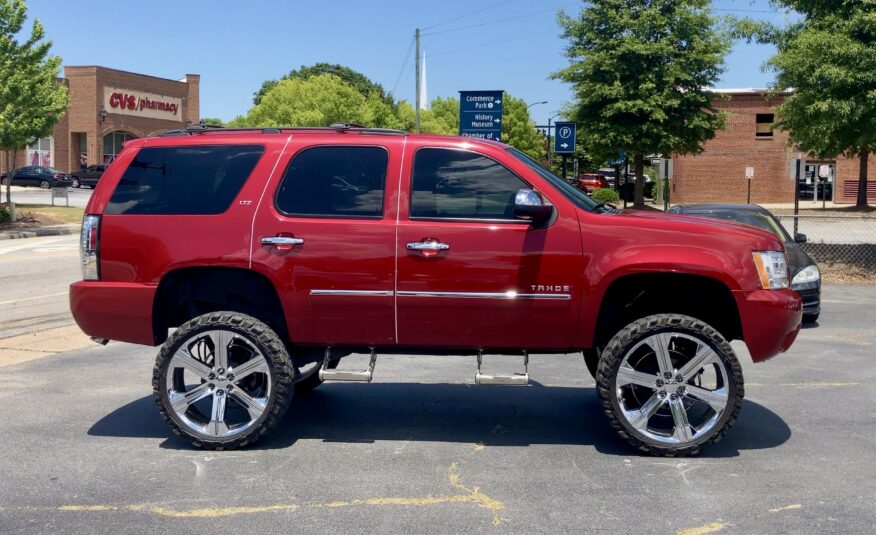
left=16, top=204, right=84, bottom=224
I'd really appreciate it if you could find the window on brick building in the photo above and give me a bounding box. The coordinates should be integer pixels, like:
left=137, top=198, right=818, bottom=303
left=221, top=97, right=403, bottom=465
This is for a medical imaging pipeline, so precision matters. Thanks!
left=755, top=114, right=774, bottom=137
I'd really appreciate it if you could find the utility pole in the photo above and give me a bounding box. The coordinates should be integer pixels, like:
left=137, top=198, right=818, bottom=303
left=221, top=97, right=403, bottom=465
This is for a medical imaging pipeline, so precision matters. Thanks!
left=415, top=28, right=421, bottom=133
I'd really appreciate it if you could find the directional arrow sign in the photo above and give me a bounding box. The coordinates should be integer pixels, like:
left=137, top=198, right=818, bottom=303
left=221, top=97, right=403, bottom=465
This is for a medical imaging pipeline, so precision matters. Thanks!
left=459, top=90, right=504, bottom=141
left=554, top=122, right=576, bottom=154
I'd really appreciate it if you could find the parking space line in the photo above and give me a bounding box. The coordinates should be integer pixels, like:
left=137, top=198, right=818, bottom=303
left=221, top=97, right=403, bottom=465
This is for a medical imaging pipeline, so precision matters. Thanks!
left=0, top=463, right=506, bottom=524
left=0, top=292, right=68, bottom=306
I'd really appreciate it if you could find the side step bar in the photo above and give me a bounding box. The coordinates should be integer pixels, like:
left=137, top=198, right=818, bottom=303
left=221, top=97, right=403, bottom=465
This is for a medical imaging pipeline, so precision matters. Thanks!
left=318, top=347, right=377, bottom=383
left=475, top=350, right=529, bottom=386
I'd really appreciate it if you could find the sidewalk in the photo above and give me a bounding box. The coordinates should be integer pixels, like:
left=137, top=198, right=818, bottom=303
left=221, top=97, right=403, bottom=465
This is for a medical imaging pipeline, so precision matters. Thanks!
left=0, top=223, right=79, bottom=240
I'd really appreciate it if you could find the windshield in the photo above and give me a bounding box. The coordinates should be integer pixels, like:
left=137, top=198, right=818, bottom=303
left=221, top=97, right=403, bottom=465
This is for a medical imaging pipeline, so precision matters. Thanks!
left=693, top=211, right=792, bottom=242
left=506, top=148, right=601, bottom=212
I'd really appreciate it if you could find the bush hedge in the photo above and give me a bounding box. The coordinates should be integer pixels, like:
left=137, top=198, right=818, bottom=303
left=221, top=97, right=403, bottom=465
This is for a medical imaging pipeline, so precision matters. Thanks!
left=591, top=188, right=620, bottom=204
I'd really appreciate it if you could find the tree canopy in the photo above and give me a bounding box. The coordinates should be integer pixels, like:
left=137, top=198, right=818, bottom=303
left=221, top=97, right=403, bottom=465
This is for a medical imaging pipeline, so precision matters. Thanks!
left=241, top=65, right=545, bottom=160
left=553, top=0, right=729, bottom=207
left=253, top=62, right=395, bottom=108
left=0, top=0, right=69, bottom=221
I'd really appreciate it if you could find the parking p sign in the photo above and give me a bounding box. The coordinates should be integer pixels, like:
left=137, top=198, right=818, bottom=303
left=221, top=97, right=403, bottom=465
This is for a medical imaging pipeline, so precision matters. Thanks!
left=554, top=122, right=576, bottom=154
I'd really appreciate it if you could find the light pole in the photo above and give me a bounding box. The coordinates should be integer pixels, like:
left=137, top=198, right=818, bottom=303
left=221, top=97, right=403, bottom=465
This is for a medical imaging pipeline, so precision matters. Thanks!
left=527, top=100, right=547, bottom=110
left=546, top=113, right=559, bottom=166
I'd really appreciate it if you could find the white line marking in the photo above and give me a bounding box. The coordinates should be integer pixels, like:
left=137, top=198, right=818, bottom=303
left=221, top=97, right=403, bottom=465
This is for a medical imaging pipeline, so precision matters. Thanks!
left=0, top=291, right=68, bottom=306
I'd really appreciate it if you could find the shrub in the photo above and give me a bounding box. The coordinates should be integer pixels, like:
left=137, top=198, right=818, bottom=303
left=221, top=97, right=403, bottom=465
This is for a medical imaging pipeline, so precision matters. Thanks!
left=591, top=187, right=620, bottom=204
left=0, top=206, right=10, bottom=223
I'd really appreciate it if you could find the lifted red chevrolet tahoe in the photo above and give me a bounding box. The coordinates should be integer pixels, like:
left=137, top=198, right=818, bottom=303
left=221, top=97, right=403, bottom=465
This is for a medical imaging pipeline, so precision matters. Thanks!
left=70, top=124, right=801, bottom=455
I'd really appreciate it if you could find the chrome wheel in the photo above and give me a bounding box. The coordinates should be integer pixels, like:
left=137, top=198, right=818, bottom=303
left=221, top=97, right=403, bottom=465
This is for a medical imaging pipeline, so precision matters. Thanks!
left=614, top=332, right=730, bottom=446
left=40, top=180, right=51, bottom=189
left=71, top=178, right=80, bottom=188
left=166, top=329, right=272, bottom=439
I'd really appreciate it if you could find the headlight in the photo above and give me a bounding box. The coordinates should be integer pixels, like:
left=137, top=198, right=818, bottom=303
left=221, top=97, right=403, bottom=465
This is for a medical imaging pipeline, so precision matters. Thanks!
left=752, top=251, right=789, bottom=289
left=792, top=264, right=820, bottom=285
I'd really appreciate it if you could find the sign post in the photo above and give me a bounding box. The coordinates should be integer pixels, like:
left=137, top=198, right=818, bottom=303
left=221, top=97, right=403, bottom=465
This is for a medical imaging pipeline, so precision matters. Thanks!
left=553, top=122, right=576, bottom=181
left=745, top=166, right=755, bottom=204
left=458, top=90, right=504, bottom=141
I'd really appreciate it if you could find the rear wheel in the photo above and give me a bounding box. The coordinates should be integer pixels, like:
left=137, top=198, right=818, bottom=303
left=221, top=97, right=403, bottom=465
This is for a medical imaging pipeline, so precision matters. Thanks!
left=596, top=314, right=743, bottom=456
left=71, top=178, right=81, bottom=188
left=153, top=312, right=294, bottom=449
left=40, top=180, right=51, bottom=189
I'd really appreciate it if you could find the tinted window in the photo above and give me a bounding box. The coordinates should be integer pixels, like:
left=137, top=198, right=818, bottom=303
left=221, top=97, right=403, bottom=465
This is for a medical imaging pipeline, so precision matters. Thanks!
left=106, top=145, right=264, bottom=215
left=276, top=146, right=387, bottom=218
left=411, top=148, right=528, bottom=220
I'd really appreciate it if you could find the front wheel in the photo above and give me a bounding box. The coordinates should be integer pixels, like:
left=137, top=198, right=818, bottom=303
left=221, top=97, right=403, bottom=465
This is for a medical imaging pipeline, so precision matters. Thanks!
left=71, top=178, right=81, bottom=188
left=39, top=180, right=51, bottom=189
left=596, top=314, right=744, bottom=456
left=153, top=312, right=294, bottom=449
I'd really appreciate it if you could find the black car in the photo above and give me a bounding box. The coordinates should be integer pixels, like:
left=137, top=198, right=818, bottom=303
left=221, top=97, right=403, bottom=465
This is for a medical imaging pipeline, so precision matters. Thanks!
left=70, top=164, right=107, bottom=188
left=669, top=203, right=821, bottom=322
left=0, top=166, right=73, bottom=189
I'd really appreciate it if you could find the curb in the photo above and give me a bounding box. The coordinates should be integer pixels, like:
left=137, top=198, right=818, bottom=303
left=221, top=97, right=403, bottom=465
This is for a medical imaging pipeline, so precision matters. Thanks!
left=0, top=224, right=79, bottom=241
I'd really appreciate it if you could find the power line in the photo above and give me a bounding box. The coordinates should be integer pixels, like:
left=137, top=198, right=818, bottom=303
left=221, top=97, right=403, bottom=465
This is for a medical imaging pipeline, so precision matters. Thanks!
left=422, top=3, right=578, bottom=37
left=390, top=35, right=415, bottom=97
left=426, top=31, right=555, bottom=59
left=420, top=0, right=516, bottom=31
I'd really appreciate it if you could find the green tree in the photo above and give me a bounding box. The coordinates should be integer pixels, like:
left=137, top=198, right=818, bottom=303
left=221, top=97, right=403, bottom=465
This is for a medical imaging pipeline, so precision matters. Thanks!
left=553, top=0, right=729, bottom=207
left=254, top=63, right=394, bottom=108
left=750, top=1, right=875, bottom=208
left=501, top=95, right=546, bottom=161
left=243, top=74, right=369, bottom=127
left=0, top=0, right=69, bottom=221
left=199, top=117, right=224, bottom=127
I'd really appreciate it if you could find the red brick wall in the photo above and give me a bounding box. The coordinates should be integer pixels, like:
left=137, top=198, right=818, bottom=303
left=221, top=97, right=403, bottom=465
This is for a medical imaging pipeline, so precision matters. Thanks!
left=672, top=92, right=876, bottom=204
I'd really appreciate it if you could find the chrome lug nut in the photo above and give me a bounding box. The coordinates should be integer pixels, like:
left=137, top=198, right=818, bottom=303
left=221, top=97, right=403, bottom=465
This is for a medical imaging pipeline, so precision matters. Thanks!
left=656, top=379, right=664, bottom=387
left=677, top=386, right=686, bottom=395
left=216, top=367, right=225, bottom=375
left=664, top=371, right=673, bottom=379
left=208, top=383, right=215, bottom=389
left=658, top=391, right=667, bottom=399
left=676, top=375, right=684, bottom=383
left=226, top=373, right=234, bottom=381
left=216, top=389, right=224, bottom=396
left=208, top=373, right=216, bottom=380
left=670, top=393, right=678, bottom=401
left=226, top=384, right=234, bottom=392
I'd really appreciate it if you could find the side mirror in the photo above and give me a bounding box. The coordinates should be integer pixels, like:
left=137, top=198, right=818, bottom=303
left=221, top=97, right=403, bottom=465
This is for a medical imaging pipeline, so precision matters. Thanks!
left=514, top=189, right=553, bottom=223
left=794, top=232, right=807, bottom=244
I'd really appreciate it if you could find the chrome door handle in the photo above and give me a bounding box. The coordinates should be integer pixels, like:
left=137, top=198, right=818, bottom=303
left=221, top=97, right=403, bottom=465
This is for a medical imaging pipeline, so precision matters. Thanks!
left=261, top=236, right=304, bottom=246
left=406, top=240, right=449, bottom=251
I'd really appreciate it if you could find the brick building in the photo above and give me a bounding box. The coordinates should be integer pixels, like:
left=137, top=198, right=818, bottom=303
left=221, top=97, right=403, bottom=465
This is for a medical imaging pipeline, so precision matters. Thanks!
left=672, top=89, right=876, bottom=205
left=1, top=66, right=199, bottom=173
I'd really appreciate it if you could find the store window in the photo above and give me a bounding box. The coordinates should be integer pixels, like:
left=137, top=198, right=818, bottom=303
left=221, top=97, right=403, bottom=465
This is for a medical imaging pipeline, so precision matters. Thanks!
left=27, top=137, right=53, bottom=167
left=755, top=114, right=774, bottom=138
left=103, top=132, right=137, bottom=163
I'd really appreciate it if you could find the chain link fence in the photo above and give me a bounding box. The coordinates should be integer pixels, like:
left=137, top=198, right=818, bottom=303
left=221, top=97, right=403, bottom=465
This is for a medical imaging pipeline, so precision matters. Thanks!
left=776, top=214, right=876, bottom=281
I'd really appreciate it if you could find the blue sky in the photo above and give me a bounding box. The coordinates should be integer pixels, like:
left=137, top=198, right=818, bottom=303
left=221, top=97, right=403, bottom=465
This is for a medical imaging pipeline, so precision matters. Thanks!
left=26, top=0, right=798, bottom=126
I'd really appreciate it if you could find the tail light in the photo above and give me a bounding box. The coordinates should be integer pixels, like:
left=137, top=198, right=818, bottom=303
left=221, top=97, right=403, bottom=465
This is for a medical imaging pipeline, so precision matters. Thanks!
left=80, top=215, right=100, bottom=280
left=53, top=173, right=64, bottom=179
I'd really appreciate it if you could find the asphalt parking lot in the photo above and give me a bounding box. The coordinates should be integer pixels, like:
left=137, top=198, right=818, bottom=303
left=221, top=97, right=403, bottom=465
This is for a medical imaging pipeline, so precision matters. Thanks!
left=1, top=284, right=874, bottom=534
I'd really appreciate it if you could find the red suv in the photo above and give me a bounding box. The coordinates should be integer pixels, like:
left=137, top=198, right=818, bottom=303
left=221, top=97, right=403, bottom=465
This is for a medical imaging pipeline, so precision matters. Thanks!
left=70, top=124, right=801, bottom=455
left=576, top=173, right=607, bottom=193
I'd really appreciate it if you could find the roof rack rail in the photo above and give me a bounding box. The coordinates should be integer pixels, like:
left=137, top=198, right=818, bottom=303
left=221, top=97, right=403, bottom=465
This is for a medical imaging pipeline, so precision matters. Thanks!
left=158, top=122, right=406, bottom=137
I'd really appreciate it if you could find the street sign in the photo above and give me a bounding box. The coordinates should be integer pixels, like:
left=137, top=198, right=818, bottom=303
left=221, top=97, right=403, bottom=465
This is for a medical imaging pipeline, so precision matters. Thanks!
left=553, top=122, right=576, bottom=154
left=745, top=166, right=755, bottom=179
left=458, top=90, right=504, bottom=140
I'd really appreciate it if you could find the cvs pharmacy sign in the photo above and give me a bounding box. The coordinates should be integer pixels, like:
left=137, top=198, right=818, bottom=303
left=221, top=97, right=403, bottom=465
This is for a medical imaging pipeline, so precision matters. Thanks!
left=103, top=87, right=182, bottom=121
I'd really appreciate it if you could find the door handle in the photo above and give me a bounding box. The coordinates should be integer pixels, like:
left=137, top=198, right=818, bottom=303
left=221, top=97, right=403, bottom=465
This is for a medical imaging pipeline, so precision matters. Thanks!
left=406, top=239, right=449, bottom=254
left=261, top=236, right=304, bottom=250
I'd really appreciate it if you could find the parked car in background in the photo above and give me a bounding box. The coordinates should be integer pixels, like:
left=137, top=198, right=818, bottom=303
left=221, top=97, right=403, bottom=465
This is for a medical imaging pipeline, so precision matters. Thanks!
left=669, top=204, right=821, bottom=322
left=0, top=166, right=72, bottom=189
left=576, top=173, right=607, bottom=193
left=70, top=165, right=107, bottom=188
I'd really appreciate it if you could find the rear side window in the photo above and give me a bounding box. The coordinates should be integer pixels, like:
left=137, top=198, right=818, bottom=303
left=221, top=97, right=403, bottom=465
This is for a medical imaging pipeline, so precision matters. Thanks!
left=411, top=148, right=529, bottom=220
left=105, top=145, right=264, bottom=215
left=275, top=146, right=388, bottom=218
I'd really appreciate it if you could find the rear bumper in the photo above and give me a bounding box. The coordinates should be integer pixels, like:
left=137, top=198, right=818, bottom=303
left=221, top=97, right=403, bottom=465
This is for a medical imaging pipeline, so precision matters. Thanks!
left=734, top=288, right=802, bottom=362
left=69, top=281, right=158, bottom=346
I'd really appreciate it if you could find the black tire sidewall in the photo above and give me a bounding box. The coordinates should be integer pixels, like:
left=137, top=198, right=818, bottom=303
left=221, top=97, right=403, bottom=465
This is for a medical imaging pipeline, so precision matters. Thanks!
left=598, top=315, right=744, bottom=455
left=154, top=312, right=294, bottom=447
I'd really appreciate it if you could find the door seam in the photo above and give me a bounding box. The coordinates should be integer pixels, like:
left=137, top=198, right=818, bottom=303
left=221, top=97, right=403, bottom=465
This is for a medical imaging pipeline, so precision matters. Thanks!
left=248, top=134, right=294, bottom=268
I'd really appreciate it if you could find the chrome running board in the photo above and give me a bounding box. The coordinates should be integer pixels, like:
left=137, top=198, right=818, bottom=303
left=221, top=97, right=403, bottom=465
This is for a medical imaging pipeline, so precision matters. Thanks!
left=475, top=350, right=529, bottom=386
left=319, top=346, right=377, bottom=383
